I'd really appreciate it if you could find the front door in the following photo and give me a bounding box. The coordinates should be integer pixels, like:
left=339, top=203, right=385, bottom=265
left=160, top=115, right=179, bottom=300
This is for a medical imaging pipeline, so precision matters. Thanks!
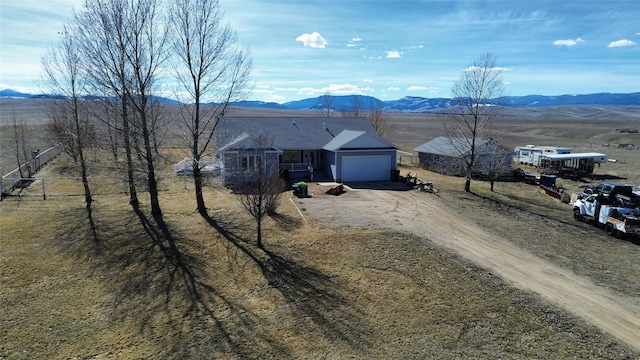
left=302, top=150, right=320, bottom=169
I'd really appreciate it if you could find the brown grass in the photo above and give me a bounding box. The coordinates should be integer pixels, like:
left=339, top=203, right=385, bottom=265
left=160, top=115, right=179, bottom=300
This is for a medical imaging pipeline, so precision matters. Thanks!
left=1, top=150, right=639, bottom=359
left=1, top=103, right=639, bottom=358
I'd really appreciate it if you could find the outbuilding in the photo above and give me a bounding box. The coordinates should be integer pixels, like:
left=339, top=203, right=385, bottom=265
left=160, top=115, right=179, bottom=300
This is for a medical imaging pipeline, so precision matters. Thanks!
left=413, top=136, right=512, bottom=177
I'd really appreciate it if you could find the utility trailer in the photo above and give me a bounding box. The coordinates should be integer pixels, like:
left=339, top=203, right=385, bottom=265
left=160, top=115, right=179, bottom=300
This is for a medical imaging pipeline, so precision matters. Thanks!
left=573, top=184, right=640, bottom=237
left=538, top=152, right=607, bottom=177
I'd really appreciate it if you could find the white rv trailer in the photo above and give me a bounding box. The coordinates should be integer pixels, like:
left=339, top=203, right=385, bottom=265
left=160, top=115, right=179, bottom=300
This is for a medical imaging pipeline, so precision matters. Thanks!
left=514, top=145, right=572, bottom=166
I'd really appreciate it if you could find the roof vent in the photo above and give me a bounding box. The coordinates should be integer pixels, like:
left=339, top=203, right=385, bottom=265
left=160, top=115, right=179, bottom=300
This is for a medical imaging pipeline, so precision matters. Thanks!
left=323, top=121, right=327, bottom=130
left=292, top=119, right=296, bottom=126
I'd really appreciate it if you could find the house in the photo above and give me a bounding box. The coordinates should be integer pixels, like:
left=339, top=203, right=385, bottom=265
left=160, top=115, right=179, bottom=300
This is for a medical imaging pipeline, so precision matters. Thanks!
left=413, top=136, right=512, bottom=177
left=216, top=117, right=400, bottom=183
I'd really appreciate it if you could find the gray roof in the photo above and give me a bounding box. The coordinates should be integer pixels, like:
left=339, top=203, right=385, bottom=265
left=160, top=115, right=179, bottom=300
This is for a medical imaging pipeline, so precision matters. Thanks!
left=323, top=130, right=399, bottom=152
left=413, top=136, right=492, bottom=157
left=217, top=133, right=283, bottom=153
left=216, top=117, right=378, bottom=150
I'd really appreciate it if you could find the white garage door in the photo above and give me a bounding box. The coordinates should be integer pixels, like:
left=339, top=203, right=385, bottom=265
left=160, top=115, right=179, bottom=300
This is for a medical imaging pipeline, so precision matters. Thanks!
left=341, top=155, right=391, bottom=181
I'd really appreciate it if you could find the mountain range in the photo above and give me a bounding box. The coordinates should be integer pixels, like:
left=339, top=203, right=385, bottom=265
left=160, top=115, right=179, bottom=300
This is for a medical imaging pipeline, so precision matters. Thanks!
left=2, top=89, right=638, bottom=113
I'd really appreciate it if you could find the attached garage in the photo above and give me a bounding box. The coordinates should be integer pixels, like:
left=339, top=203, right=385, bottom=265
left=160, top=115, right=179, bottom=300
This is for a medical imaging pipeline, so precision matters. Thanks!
left=324, top=130, right=399, bottom=182
left=341, top=154, right=392, bottom=181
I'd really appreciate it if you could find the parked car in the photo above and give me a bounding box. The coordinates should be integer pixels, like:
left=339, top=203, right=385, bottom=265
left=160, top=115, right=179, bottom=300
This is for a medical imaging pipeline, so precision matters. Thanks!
left=584, top=182, right=634, bottom=197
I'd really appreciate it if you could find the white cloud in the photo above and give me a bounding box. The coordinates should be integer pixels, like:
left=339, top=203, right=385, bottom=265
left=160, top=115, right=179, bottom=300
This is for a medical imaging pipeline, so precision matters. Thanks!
left=406, top=86, right=440, bottom=93
left=363, top=79, right=373, bottom=83
left=607, top=39, right=636, bottom=47
left=295, top=32, right=328, bottom=48
left=265, top=94, right=286, bottom=103
left=252, top=88, right=273, bottom=94
left=347, top=37, right=362, bottom=47
left=464, top=66, right=511, bottom=72
left=387, top=87, right=400, bottom=91
left=298, top=87, right=320, bottom=95
left=326, top=83, right=374, bottom=95
left=274, top=87, right=300, bottom=92
left=385, top=50, right=401, bottom=58
left=553, top=38, right=585, bottom=47
left=293, top=84, right=374, bottom=97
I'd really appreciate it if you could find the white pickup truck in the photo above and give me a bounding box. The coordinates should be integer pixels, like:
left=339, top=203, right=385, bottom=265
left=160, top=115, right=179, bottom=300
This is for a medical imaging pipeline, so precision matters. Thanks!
left=573, top=185, right=640, bottom=237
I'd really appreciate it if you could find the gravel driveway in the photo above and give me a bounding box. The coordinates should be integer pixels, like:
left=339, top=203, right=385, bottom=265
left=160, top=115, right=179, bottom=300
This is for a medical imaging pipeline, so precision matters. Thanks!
left=292, top=181, right=640, bottom=352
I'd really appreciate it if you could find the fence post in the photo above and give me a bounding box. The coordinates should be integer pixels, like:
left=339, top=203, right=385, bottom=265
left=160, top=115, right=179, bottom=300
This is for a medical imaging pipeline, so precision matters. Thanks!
left=42, top=179, right=46, bottom=200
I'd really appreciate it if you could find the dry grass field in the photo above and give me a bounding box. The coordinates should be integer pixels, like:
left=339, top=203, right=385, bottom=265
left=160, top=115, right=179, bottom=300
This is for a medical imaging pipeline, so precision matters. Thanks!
left=1, top=101, right=640, bottom=358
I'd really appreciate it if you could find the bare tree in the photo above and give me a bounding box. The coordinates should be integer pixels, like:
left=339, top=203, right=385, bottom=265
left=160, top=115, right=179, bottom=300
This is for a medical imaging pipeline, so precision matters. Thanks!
left=341, top=96, right=394, bottom=140
left=235, top=133, right=284, bottom=249
left=125, top=0, right=169, bottom=217
left=321, top=91, right=334, bottom=117
left=484, top=140, right=513, bottom=192
left=170, top=0, right=252, bottom=216
left=41, top=27, right=94, bottom=211
left=8, top=114, right=33, bottom=179
left=73, top=0, right=139, bottom=208
left=366, top=99, right=393, bottom=140
left=74, top=0, right=168, bottom=217
left=340, top=95, right=363, bottom=117
left=445, top=53, right=505, bottom=192
left=237, top=172, right=284, bottom=249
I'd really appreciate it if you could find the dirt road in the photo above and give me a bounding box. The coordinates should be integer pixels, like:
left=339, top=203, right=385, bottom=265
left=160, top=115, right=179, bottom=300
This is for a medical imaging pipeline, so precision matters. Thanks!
left=293, top=183, right=640, bottom=352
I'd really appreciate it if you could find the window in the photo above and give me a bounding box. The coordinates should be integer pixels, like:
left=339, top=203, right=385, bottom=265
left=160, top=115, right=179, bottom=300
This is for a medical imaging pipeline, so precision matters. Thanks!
left=283, top=151, right=298, bottom=163
left=242, top=154, right=262, bottom=171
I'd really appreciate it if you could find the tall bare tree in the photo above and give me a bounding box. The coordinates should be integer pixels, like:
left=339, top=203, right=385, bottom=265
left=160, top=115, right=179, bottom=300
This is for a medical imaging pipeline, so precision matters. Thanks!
left=73, top=0, right=139, bottom=208
left=41, top=27, right=94, bottom=212
left=445, top=53, right=505, bottom=192
left=170, top=0, right=252, bottom=216
left=74, top=0, right=168, bottom=217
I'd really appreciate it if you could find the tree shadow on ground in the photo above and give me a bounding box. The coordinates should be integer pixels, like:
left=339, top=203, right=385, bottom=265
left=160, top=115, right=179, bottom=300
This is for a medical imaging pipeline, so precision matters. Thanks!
left=51, top=205, right=288, bottom=358
left=269, top=211, right=304, bottom=230
left=201, top=211, right=372, bottom=352
left=51, top=200, right=371, bottom=357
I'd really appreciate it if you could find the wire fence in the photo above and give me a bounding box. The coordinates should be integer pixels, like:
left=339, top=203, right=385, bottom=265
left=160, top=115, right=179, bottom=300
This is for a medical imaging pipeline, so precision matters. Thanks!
left=0, top=175, right=134, bottom=201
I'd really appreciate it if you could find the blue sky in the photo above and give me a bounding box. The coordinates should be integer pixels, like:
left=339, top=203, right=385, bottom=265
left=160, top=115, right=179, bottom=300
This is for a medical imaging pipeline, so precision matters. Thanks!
left=1, top=0, right=638, bottom=103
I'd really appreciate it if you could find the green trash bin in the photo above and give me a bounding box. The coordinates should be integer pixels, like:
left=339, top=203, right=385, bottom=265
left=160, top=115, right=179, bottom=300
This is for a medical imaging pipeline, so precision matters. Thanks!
left=293, top=181, right=307, bottom=197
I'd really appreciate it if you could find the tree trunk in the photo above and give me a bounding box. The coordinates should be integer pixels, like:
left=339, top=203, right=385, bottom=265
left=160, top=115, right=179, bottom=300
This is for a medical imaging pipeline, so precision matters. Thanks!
left=465, top=178, right=471, bottom=192
left=194, top=162, right=207, bottom=215
left=121, top=101, right=138, bottom=208
left=79, top=149, right=93, bottom=211
left=74, top=99, right=92, bottom=212
left=257, top=217, right=263, bottom=249
left=140, top=110, right=162, bottom=217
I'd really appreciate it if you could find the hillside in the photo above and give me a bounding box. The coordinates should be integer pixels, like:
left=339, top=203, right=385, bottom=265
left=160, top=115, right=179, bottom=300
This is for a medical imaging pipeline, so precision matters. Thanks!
left=2, top=88, right=638, bottom=113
